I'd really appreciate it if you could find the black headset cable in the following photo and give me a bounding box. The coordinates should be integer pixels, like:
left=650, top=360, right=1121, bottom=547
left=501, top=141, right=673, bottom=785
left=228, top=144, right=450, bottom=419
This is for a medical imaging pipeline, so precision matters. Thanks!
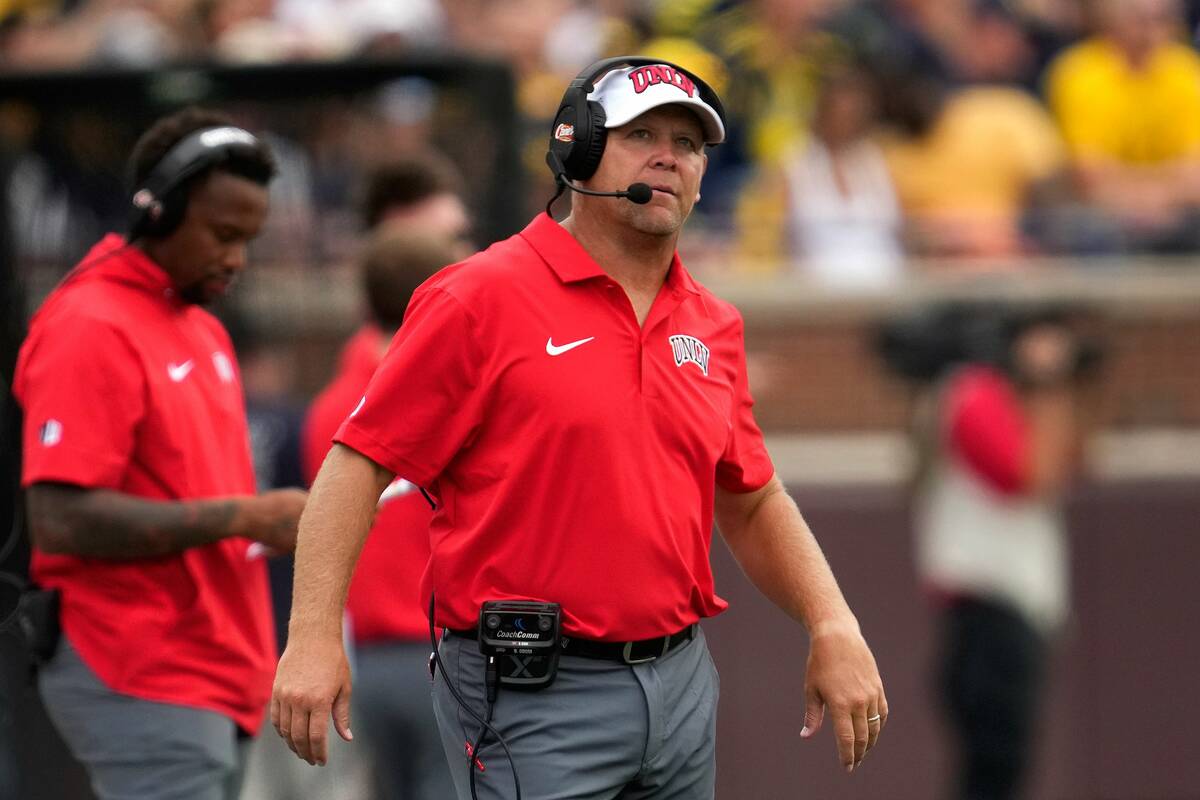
left=428, top=593, right=521, bottom=800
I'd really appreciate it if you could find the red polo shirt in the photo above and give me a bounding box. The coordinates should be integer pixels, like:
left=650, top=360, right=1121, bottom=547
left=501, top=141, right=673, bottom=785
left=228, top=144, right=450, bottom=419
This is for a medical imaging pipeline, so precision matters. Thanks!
left=302, top=325, right=433, bottom=643
left=335, top=214, right=774, bottom=640
left=14, top=235, right=274, bottom=734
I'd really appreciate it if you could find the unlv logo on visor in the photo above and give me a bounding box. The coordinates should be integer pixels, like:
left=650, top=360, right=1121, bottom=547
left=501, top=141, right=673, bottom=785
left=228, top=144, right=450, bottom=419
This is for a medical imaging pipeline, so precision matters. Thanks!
left=554, top=123, right=575, bottom=142
left=628, top=65, right=697, bottom=98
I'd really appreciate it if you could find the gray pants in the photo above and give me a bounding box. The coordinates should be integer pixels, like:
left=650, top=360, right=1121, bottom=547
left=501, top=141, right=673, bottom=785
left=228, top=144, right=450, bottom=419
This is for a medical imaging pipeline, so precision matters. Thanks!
left=433, top=628, right=719, bottom=800
left=354, top=640, right=455, bottom=800
left=39, top=635, right=249, bottom=800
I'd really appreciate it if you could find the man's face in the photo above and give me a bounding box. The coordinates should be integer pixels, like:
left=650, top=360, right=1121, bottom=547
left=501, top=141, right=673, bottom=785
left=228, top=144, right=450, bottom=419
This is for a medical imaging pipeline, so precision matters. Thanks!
left=584, top=105, right=708, bottom=237
left=154, top=170, right=269, bottom=305
left=1103, top=0, right=1177, bottom=54
left=379, top=192, right=473, bottom=260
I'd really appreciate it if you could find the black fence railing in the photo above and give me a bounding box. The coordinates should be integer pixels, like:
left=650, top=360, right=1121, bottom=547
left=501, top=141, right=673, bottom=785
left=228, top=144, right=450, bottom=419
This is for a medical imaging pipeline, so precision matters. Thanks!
left=0, top=56, right=523, bottom=272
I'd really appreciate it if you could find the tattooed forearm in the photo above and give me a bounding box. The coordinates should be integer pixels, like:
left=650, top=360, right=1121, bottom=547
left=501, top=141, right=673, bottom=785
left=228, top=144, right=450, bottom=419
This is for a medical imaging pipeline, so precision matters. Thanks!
left=27, top=483, right=242, bottom=560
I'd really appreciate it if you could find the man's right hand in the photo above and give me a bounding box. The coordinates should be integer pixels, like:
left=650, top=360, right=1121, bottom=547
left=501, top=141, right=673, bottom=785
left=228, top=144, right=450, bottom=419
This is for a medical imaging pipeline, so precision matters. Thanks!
left=232, top=488, right=307, bottom=552
left=271, top=634, right=354, bottom=765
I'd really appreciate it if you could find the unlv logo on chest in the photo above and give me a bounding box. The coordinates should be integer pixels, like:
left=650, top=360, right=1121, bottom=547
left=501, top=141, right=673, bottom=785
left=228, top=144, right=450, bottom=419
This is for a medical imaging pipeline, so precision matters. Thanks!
left=628, top=65, right=697, bottom=98
left=669, top=335, right=710, bottom=376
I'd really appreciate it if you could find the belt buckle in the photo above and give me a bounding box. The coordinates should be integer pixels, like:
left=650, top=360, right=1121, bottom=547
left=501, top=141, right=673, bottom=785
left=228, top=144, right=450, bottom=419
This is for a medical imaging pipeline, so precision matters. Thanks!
left=622, top=635, right=671, bottom=665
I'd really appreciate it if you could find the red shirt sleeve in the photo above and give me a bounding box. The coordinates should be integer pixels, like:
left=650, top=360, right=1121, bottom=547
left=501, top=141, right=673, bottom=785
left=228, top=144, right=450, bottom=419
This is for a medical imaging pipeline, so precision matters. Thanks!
left=334, top=287, right=487, bottom=487
left=716, top=318, right=774, bottom=493
left=945, top=367, right=1028, bottom=495
left=16, top=316, right=147, bottom=489
left=302, top=385, right=350, bottom=487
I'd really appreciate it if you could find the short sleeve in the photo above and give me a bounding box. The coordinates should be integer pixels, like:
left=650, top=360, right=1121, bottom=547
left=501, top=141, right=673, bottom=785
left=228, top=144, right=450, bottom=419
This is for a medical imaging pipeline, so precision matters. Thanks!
left=15, top=317, right=147, bottom=489
left=1005, top=92, right=1065, bottom=183
left=715, top=319, right=774, bottom=493
left=334, top=287, right=487, bottom=487
left=945, top=368, right=1028, bottom=495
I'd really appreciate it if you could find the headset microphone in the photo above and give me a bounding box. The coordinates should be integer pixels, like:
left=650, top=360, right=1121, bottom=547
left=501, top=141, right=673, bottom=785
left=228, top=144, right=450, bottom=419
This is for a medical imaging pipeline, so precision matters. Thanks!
left=545, top=151, right=652, bottom=214
left=562, top=179, right=652, bottom=205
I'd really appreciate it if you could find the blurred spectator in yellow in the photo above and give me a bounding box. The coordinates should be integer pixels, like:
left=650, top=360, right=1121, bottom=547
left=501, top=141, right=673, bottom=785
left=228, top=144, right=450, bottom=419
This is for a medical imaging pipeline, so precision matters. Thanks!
left=736, top=59, right=903, bottom=287
left=660, top=0, right=842, bottom=166
left=1044, top=0, right=1200, bottom=252
left=876, top=2, right=1066, bottom=259
left=661, top=0, right=845, bottom=165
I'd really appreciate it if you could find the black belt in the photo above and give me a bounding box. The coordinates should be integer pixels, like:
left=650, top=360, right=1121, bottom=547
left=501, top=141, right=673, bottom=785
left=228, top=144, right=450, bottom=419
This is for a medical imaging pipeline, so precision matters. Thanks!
left=447, top=623, right=697, bottom=665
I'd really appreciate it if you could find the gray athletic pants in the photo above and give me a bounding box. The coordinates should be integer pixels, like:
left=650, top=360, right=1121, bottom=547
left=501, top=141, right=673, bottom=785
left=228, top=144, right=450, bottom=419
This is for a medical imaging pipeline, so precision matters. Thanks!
left=433, top=627, right=719, bottom=800
left=354, top=640, right=456, bottom=800
left=38, top=635, right=250, bottom=800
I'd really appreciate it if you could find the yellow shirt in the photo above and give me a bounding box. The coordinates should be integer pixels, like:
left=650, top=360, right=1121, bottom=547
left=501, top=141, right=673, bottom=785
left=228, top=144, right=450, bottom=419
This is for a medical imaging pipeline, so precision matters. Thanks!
left=881, top=86, right=1064, bottom=219
left=1045, top=38, right=1200, bottom=164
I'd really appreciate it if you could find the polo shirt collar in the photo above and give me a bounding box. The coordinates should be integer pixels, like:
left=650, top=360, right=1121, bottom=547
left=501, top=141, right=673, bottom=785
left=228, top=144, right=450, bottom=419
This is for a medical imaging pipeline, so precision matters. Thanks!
left=521, top=213, right=606, bottom=283
left=521, top=213, right=702, bottom=296
left=664, top=251, right=702, bottom=297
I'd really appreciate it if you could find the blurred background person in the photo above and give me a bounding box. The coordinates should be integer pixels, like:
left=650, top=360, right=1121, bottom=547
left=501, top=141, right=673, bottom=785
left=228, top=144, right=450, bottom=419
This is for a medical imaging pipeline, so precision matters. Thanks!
left=298, top=153, right=469, bottom=800
left=886, top=304, right=1098, bottom=800
left=873, top=1, right=1067, bottom=261
left=736, top=57, right=904, bottom=288
left=358, top=151, right=472, bottom=250
left=239, top=151, right=470, bottom=800
left=654, top=0, right=838, bottom=251
left=1044, top=0, right=1200, bottom=253
left=12, top=107, right=307, bottom=800
left=232, top=312, right=368, bottom=800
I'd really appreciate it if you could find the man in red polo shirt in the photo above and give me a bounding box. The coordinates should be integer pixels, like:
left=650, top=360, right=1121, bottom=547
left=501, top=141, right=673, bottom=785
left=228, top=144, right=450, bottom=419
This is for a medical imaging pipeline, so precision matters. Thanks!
left=273, top=58, right=887, bottom=799
left=14, top=108, right=306, bottom=800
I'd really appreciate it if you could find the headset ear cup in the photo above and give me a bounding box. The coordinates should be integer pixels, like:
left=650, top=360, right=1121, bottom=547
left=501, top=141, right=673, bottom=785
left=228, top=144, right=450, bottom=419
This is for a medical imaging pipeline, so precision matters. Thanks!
left=568, top=101, right=608, bottom=181
left=148, top=188, right=188, bottom=237
left=548, top=105, right=578, bottom=181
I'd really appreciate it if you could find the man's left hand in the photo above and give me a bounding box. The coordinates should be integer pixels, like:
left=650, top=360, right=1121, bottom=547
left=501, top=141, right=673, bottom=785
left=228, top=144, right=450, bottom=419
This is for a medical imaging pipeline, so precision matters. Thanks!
left=799, top=617, right=888, bottom=772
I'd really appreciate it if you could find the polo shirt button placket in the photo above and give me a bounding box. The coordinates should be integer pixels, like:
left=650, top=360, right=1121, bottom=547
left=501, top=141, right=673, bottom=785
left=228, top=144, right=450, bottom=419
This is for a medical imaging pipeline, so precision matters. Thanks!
left=603, top=281, right=645, bottom=390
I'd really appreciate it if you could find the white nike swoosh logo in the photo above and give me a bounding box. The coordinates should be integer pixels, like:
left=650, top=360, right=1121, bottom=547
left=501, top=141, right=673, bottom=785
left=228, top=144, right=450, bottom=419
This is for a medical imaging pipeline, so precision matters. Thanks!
left=167, top=360, right=195, bottom=382
left=546, top=336, right=595, bottom=356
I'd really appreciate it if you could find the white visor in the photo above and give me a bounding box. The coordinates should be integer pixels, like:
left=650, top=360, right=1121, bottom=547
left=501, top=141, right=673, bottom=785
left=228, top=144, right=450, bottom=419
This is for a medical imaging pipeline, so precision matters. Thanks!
left=588, top=64, right=725, bottom=145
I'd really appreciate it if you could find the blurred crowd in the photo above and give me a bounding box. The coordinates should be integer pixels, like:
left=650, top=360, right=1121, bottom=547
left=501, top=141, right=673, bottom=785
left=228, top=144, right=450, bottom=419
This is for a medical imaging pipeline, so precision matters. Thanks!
left=5, top=0, right=1200, bottom=286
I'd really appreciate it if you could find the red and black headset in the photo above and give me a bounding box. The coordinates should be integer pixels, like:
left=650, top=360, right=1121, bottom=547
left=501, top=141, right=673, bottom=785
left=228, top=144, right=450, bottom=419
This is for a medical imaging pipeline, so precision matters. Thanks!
left=545, top=55, right=727, bottom=185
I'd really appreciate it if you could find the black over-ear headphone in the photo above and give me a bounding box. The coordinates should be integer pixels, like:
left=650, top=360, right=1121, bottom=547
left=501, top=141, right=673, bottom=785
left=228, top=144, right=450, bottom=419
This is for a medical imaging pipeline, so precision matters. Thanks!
left=546, top=56, right=727, bottom=184
left=128, top=125, right=263, bottom=240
